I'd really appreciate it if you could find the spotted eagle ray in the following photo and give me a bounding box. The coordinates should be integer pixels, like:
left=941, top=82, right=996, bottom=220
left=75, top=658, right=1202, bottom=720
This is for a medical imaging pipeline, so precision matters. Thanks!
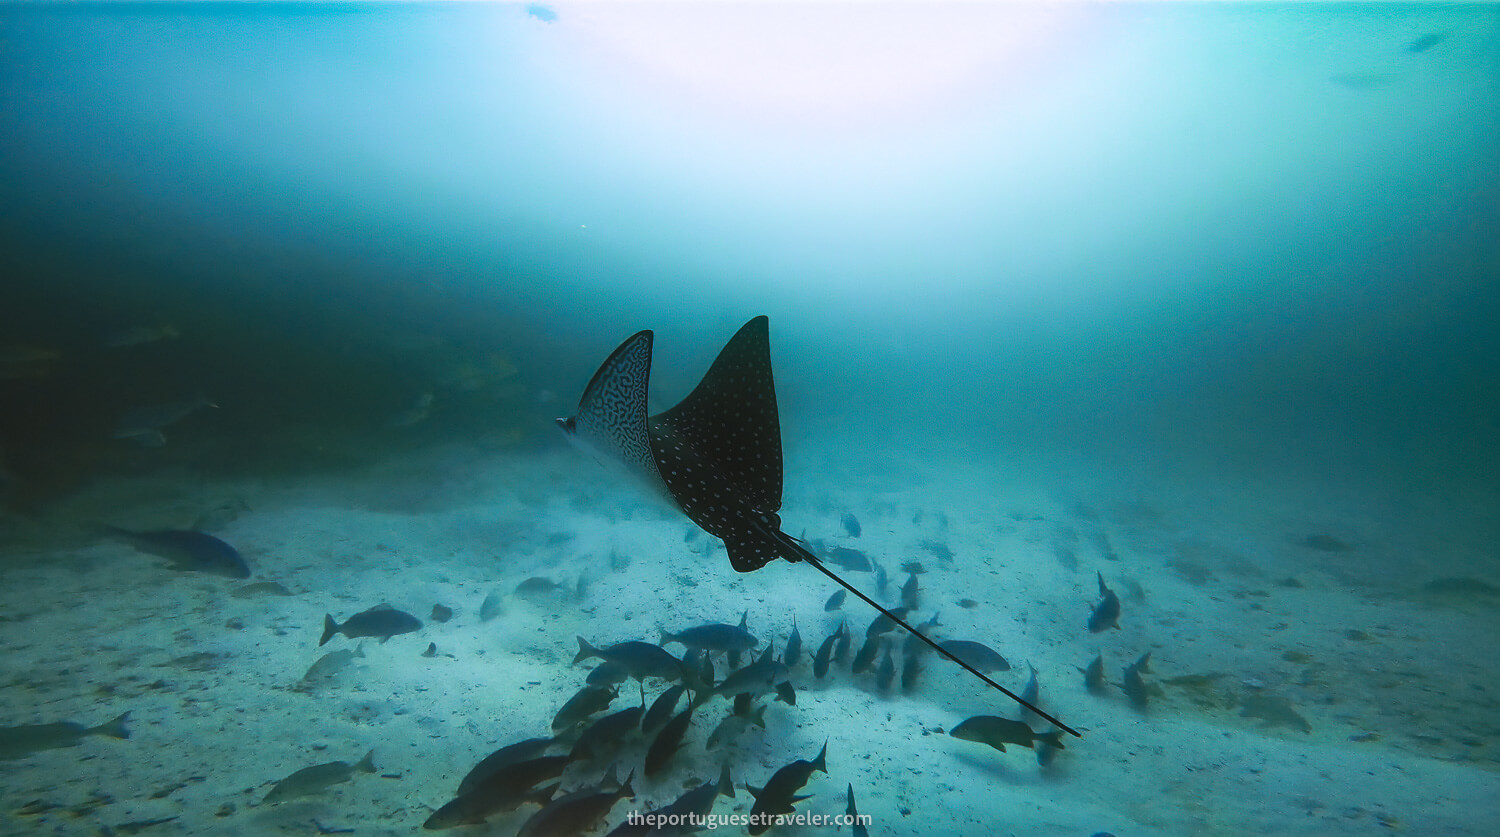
left=558, top=316, right=1079, bottom=737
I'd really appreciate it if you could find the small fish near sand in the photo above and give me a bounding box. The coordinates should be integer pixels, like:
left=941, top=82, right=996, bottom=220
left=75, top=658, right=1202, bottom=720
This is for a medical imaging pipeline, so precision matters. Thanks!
left=605, top=765, right=734, bottom=837
left=949, top=716, right=1065, bottom=754
left=262, top=750, right=376, bottom=804
left=783, top=618, right=802, bottom=668
left=936, top=640, right=1010, bottom=673
left=99, top=526, right=250, bottom=579
left=659, top=622, right=758, bottom=655
left=571, top=706, right=644, bottom=762
left=552, top=686, right=617, bottom=733
left=1083, top=654, right=1107, bottom=696
left=456, top=744, right=558, bottom=798
left=747, top=742, right=828, bottom=836
left=841, top=512, right=862, bottom=538
left=823, top=546, right=873, bottom=572
left=427, top=754, right=568, bottom=829
left=455, top=738, right=557, bottom=796
left=824, top=589, right=846, bottom=611
left=0, top=712, right=129, bottom=761
left=479, top=591, right=504, bottom=622
left=812, top=621, right=843, bottom=679
left=1088, top=571, right=1121, bottom=633
left=295, top=646, right=365, bottom=692
left=1121, top=652, right=1153, bottom=709
left=574, top=638, right=686, bottom=682
left=320, top=605, right=422, bottom=646
left=641, top=684, right=686, bottom=734
left=1241, top=693, right=1312, bottom=734
left=645, top=704, right=696, bottom=777
left=516, top=768, right=635, bottom=837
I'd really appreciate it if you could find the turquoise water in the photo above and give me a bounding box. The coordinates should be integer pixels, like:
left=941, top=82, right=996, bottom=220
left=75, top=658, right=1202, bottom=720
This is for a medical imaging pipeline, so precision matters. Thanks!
left=1, top=3, right=1497, bottom=835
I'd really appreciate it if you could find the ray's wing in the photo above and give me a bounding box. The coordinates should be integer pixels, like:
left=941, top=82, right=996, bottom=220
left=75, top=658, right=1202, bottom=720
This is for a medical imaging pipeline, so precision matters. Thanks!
left=650, top=315, right=784, bottom=515
left=559, top=329, right=664, bottom=491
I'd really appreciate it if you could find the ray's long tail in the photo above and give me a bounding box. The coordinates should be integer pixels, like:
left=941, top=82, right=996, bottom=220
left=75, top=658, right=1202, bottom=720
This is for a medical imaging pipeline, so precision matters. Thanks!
left=777, top=531, right=1081, bottom=738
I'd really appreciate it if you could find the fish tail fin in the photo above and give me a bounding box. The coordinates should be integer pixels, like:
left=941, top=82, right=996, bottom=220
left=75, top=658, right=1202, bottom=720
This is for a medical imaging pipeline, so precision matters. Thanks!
left=355, top=749, right=377, bottom=773
left=320, top=614, right=339, bottom=647
left=573, top=636, right=598, bottom=665
left=718, top=763, right=735, bottom=799
left=92, top=711, right=131, bottom=740
left=812, top=740, right=828, bottom=774
left=657, top=627, right=673, bottom=646
left=618, top=769, right=636, bottom=799
left=1041, top=730, right=1066, bottom=751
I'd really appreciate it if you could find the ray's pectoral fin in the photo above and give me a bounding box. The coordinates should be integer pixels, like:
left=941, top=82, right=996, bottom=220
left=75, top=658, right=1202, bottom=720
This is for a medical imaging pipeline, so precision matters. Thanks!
left=557, top=328, right=665, bottom=495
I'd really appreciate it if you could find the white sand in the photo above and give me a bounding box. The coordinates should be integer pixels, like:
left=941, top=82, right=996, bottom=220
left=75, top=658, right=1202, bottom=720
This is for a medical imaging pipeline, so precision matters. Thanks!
left=1, top=435, right=1496, bottom=835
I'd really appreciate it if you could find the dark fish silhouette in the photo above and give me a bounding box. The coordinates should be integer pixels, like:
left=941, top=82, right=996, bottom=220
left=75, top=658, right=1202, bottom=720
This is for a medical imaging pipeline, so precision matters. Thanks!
left=557, top=316, right=1077, bottom=736
left=712, top=648, right=788, bottom=700
left=570, top=706, right=643, bottom=761
left=100, top=526, right=250, bottom=579
left=1241, top=693, right=1312, bottom=734
left=434, top=755, right=568, bottom=827
left=875, top=643, right=896, bottom=690
left=825, top=547, right=873, bottom=572
left=1083, top=654, right=1107, bottom=695
left=552, top=686, right=616, bottom=732
left=1121, top=652, right=1152, bottom=709
left=479, top=591, right=504, bottom=622
left=1088, top=571, right=1121, bottom=633
left=516, top=768, right=634, bottom=837
left=783, top=617, right=802, bottom=668
left=852, top=635, right=881, bottom=674
left=645, top=705, right=695, bottom=777
left=937, top=640, right=1010, bottom=673
left=573, top=638, right=685, bottom=682
left=605, top=764, right=734, bottom=836
left=901, top=571, right=920, bottom=610
left=659, top=623, right=757, bottom=655
left=832, top=618, right=852, bottom=664
left=950, top=716, right=1065, bottom=754
left=641, top=684, right=685, bottom=734
left=841, top=512, right=862, bottom=538
left=812, top=622, right=841, bottom=679
left=455, top=738, right=555, bottom=796
left=0, top=712, right=129, bottom=761
left=586, top=661, right=630, bottom=689
left=824, top=589, right=846, bottom=611
left=320, top=605, right=421, bottom=646
left=747, top=742, right=827, bottom=836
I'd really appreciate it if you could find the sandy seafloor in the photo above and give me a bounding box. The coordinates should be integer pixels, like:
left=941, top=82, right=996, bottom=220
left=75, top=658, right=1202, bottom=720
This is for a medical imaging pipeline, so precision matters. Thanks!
left=1, top=433, right=1497, bottom=837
